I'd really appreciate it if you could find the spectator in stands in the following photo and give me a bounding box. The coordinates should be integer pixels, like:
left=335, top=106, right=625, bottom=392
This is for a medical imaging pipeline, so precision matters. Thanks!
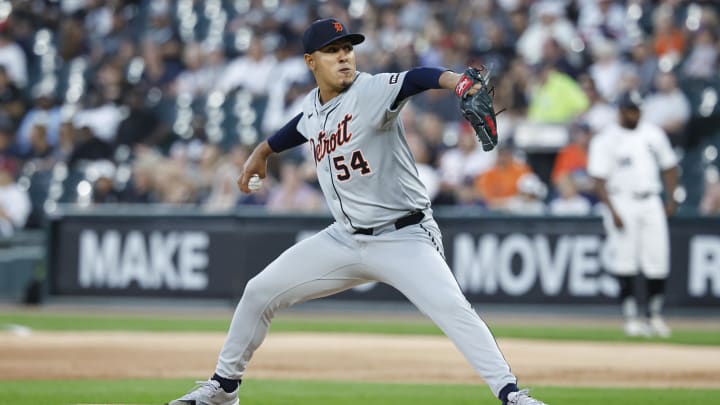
left=473, top=20, right=515, bottom=77
left=700, top=180, right=720, bottom=216
left=204, top=160, right=241, bottom=212
left=551, top=120, right=594, bottom=195
left=652, top=8, right=685, bottom=64
left=0, top=30, right=28, bottom=88
left=495, top=57, right=531, bottom=127
left=83, top=2, right=115, bottom=47
left=67, top=125, right=114, bottom=169
left=539, top=36, right=579, bottom=79
left=628, top=38, right=660, bottom=95
left=0, top=117, right=20, bottom=162
left=2, top=3, right=40, bottom=53
left=155, top=159, right=198, bottom=205
left=115, top=89, right=167, bottom=147
left=549, top=175, right=592, bottom=216
left=506, top=5, right=529, bottom=43
left=398, top=0, right=431, bottom=33
left=504, top=173, right=548, bottom=215
left=410, top=16, right=444, bottom=66
left=168, top=111, right=212, bottom=159
left=0, top=66, right=25, bottom=125
left=694, top=3, right=720, bottom=29
left=272, top=75, right=315, bottom=131
left=407, top=132, right=440, bottom=202
left=474, top=142, right=532, bottom=210
left=216, top=36, right=277, bottom=96
left=55, top=120, right=76, bottom=161
left=144, top=1, right=182, bottom=63
left=94, top=61, right=125, bottom=101
left=227, top=144, right=251, bottom=173
left=415, top=112, right=447, bottom=164
left=90, top=161, right=121, bottom=205
left=527, top=62, right=589, bottom=124
left=23, top=123, right=58, bottom=172
left=86, top=4, right=135, bottom=65
left=682, top=27, right=718, bottom=80
left=72, top=89, right=123, bottom=145
left=172, top=42, right=225, bottom=97
left=15, top=86, right=62, bottom=156
left=577, top=0, right=629, bottom=51
left=120, top=159, right=158, bottom=204
left=266, top=157, right=324, bottom=213
left=108, top=37, right=139, bottom=79
left=380, top=10, right=409, bottom=47
left=193, top=143, right=224, bottom=201
left=437, top=122, right=496, bottom=205
left=138, top=39, right=182, bottom=93
left=0, top=159, right=30, bottom=236
left=641, top=70, right=691, bottom=145
left=516, top=1, right=580, bottom=66
left=617, top=68, right=644, bottom=103
left=588, top=39, right=628, bottom=103
left=578, top=74, right=616, bottom=133
left=262, top=40, right=313, bottom=133
left=57, top=14, right=86, bottom=63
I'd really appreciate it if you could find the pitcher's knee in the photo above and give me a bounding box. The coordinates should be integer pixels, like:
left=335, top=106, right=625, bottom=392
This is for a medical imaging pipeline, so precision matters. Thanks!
left=241, top=275, right=294, bottom=315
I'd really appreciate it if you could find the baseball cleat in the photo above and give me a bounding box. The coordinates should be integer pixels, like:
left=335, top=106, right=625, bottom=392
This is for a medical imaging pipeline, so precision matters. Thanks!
left=166, top=379, right=239, bottom=405
left=505, top=388, right=548, bottom=405
left=649, top=316, right=672, bottom=338
left=624, top=318, right=653, bottom=338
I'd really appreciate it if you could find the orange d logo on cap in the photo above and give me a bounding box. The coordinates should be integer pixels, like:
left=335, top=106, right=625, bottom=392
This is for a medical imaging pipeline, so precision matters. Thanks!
left=303, top=18, right=365, bottom=54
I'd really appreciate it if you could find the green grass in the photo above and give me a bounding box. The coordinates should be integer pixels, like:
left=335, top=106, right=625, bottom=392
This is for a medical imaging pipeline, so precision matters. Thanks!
left=272, top=319, right=720, bottom=346
left=0, top=312, right=231, bottom=332
left=1, top=311, right=719, bottom=346
left=0, top=379, right=717, bottom=405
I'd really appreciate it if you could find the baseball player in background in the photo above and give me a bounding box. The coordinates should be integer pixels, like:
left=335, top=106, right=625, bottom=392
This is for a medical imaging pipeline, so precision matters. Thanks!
left=167, top=18, right=548, bottom=405
left=588, top=91, right=679, bottom=338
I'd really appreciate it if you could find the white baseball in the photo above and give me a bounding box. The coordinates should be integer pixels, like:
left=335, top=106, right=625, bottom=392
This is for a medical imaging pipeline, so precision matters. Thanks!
left=248, top=174, right=262, bottom=192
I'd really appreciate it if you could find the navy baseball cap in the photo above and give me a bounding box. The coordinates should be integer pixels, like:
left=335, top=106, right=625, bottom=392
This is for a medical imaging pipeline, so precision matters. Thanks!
left=303, top=18, right=365, bottom=54
left=617, top=91, right=643, bottom=110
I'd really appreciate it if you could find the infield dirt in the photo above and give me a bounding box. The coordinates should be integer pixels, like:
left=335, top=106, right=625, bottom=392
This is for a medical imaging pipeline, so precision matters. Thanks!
left=1, top=331, right=719, bottom=388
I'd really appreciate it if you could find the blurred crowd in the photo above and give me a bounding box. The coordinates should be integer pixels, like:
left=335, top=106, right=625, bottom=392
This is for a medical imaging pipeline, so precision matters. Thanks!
left=0, top=0, right=719, bottom=237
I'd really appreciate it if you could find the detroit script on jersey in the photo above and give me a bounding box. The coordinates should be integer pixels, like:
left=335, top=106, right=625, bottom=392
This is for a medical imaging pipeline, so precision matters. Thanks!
left=310, top=113, right=353, bottom=163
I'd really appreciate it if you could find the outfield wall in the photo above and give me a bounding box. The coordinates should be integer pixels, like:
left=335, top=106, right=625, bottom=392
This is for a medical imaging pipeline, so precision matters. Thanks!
left=47, top=207, right=720, bottom=307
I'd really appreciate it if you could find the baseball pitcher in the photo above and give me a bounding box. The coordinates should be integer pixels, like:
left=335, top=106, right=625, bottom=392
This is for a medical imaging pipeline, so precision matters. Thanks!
left=167, top=19, right=547, bottom=405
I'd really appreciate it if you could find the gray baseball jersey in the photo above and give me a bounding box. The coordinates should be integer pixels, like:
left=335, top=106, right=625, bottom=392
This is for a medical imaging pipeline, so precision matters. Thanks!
left=296, top=71, right=431, bottom=231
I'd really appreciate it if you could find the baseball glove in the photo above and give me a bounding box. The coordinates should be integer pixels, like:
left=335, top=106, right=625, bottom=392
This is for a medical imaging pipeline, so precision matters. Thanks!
left=454, top=66, right=500, bottom=152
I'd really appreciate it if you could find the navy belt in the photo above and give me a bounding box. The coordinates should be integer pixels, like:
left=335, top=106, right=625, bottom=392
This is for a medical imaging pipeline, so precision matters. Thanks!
left=611, top=191, right=657, bottom=200
left=632, top=192, right=655, bottom=199
left=353, top=211, right=425, bottom=236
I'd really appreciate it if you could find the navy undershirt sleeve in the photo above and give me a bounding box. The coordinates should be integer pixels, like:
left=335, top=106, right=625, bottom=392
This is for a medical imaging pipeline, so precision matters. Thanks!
left=267, top=112, right=307, bottom=153
left=393, top=67, right=447, bottom=108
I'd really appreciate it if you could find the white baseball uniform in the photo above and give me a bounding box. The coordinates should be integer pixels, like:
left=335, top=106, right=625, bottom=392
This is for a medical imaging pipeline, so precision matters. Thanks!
left=215, top=71, right=517, bottom=397
left=588, top=121, right=677, bottom=278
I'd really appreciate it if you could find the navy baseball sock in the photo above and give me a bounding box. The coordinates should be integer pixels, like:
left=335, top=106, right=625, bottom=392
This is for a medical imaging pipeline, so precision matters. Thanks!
left=499, top=382, right=519, bottom=404
left=212, top=373, right=241, bottom=393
